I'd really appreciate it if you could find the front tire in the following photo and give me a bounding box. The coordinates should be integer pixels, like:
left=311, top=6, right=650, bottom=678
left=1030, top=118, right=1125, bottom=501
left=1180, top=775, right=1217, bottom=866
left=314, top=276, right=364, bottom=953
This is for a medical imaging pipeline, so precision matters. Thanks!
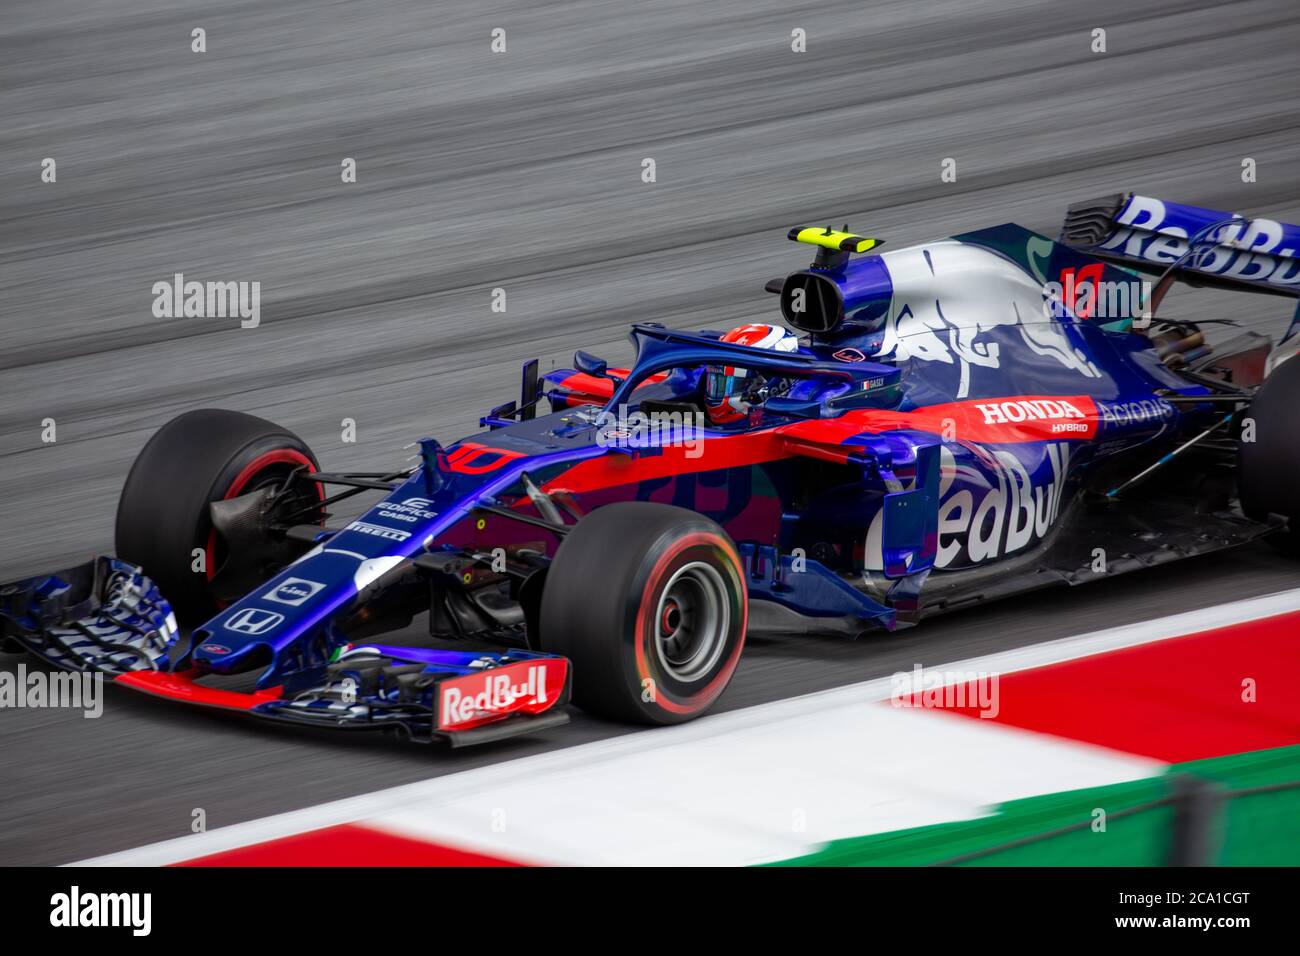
left=1239, top=356, right=1300, bottom=555
left=539, top=502, right=747, bottom=724
left=115, top=408, right=323, bottom=624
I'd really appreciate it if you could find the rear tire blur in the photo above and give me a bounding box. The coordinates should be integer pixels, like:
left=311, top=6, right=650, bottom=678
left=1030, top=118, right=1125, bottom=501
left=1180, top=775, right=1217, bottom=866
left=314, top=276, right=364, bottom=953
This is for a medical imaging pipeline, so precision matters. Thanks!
left=1239, top=356, right=1300, bottom=555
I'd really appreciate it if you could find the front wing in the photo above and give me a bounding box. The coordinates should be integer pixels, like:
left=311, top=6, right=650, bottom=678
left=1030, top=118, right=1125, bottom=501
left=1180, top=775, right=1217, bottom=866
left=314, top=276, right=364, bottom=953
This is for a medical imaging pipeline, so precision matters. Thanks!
left=0, top=558, right=570, bottom=747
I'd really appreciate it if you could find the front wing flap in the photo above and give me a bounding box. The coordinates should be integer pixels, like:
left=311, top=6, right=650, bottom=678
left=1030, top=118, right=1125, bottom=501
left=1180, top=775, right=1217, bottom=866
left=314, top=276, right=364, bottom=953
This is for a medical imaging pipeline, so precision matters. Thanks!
left=0, top=557, right=179, bottom=674
left=246, top=645, right=571, bottom=746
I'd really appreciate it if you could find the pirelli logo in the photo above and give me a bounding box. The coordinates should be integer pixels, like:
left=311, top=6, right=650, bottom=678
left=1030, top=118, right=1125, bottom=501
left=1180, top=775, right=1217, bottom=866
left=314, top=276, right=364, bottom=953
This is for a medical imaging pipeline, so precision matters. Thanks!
left=345, top=521, right=411, bottom=542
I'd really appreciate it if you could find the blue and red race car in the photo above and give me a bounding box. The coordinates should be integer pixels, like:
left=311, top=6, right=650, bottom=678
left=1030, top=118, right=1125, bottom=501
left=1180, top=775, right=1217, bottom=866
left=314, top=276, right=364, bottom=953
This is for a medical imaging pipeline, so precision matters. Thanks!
left=5, top=192, right=1300, bottom=745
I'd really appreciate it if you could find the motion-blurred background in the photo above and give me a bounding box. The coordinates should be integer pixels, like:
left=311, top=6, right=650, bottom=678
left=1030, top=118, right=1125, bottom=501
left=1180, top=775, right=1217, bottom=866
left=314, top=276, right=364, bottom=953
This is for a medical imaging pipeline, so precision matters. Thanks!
left=1, top=0, right=1297, bottom=865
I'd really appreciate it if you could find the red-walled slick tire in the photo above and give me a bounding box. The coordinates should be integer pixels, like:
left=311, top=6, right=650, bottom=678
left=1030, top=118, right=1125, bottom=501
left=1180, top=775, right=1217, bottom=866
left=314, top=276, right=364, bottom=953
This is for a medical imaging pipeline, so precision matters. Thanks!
left=539, top=502, right=747, bottom=724
left=115, top=408, right=323, bottom=624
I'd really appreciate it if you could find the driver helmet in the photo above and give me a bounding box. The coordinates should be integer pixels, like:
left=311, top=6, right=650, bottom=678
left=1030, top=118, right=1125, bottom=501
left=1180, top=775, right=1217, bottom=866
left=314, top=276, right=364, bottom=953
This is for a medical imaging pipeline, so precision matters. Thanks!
left=704, top=323, right=800, bottom=423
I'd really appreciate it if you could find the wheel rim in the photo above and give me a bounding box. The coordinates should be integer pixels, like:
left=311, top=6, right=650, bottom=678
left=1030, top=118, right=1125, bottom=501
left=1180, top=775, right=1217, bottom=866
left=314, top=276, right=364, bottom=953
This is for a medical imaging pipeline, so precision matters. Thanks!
left=204, top=449, right=323, bottom=585
left=653, top=560, right=730, bottom=683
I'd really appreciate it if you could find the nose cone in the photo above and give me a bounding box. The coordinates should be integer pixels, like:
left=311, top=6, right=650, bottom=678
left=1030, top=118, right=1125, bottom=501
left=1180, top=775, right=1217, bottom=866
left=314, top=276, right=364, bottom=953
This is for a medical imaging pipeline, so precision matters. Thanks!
left=191, top=597, right=294, bottom=672
left=192, top=607, right=286, bottom=673
left=192, top=634, right=273, bottom=674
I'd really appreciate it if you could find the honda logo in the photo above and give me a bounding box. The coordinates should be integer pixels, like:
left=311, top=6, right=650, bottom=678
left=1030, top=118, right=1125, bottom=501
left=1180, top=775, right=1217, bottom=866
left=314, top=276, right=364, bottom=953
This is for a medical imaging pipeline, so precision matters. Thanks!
left=224, top=607, right=285, bottom=636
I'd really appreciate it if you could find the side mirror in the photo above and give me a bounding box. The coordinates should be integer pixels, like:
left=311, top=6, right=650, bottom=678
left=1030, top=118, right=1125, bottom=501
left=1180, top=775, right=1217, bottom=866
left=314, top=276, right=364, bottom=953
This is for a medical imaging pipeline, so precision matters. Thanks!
left=574, top=350, right=609, bottom=377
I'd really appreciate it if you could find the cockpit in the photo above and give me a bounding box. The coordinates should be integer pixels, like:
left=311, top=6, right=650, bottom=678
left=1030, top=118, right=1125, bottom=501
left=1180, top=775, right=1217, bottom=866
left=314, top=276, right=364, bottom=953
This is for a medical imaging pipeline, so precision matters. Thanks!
left=542, top=323, right=903, bottom=429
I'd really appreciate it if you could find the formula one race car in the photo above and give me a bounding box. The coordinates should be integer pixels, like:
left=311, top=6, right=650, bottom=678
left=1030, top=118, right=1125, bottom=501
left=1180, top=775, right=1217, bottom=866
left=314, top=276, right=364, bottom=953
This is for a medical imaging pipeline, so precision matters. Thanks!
left=5, top=193, right=1300, bottom=745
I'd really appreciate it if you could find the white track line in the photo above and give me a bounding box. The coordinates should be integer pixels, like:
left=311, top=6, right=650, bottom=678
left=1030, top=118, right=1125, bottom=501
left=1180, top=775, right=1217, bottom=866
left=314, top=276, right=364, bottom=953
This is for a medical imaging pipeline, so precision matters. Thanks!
left=73, top=585, right=1300, bottom=866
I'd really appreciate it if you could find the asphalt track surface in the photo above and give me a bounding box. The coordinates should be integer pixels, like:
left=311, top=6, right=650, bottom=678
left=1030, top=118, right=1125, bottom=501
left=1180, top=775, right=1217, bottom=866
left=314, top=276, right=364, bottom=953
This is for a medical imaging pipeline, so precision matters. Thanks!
left=1, top=0, right=1298, bottom=865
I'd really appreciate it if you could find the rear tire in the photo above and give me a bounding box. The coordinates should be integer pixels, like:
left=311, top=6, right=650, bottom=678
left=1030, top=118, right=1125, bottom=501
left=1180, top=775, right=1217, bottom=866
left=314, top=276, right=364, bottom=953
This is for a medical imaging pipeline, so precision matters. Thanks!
left=115, top=409, right=322, bottom=624
left=1239, top=356, right=1300, bottom=555
left=539, top=502, right=747, bottom=724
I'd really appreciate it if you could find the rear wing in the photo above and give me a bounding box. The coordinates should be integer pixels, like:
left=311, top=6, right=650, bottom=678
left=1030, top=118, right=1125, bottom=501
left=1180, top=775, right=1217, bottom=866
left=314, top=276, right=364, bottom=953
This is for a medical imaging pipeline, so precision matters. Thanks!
left=1061, top=193, right=1300, bottom=296
left=1061, top=193, right=1300, bottom=372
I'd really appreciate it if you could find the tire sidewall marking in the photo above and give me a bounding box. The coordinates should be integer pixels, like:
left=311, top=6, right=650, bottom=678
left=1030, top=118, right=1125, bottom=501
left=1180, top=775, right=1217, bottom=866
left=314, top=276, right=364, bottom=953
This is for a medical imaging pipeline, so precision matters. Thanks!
left=629, top=529, right=747, bottom=716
